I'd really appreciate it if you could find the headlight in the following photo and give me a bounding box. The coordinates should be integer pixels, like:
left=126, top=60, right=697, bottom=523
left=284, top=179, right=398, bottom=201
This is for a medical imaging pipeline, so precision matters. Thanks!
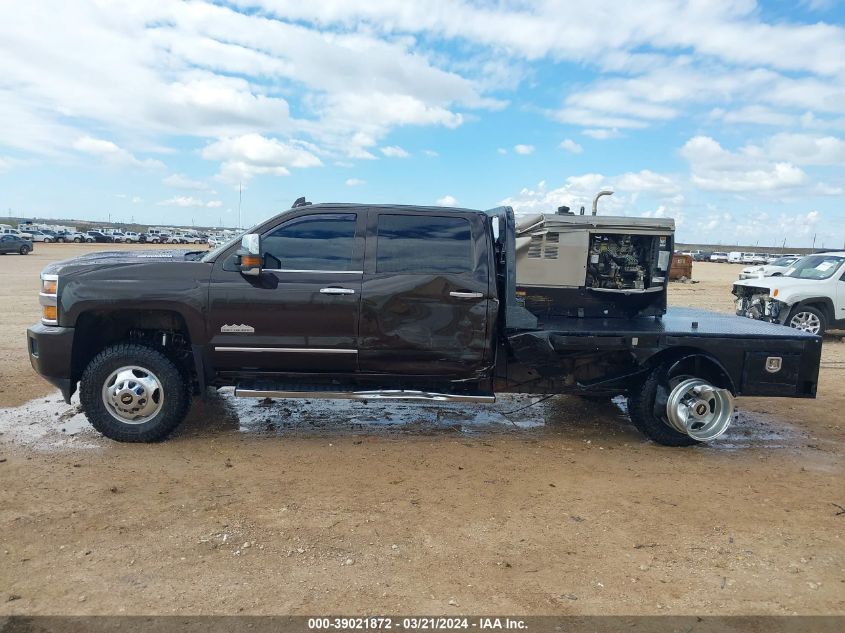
left=41, top=277, right=57, bottom=294
left=39, top=273, right=59, bottom=325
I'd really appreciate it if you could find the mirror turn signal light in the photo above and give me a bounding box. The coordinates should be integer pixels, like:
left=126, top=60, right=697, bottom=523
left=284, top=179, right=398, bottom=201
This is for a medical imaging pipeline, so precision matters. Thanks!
left=241, top=255, right=261, bottom=267
left=773, top=288, right=779, bottom=297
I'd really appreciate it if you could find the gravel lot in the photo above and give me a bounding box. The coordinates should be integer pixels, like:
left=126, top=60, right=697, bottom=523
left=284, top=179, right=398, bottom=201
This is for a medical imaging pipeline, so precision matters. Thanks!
left=0, top=244, right=843, bottom=615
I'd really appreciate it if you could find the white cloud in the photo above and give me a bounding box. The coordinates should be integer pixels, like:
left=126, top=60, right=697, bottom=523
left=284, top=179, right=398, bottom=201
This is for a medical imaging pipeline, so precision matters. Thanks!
left=764, top=133, right=845, bottom=166
left=72, top=136, right=164, bottom=170
left=163, top=173, right=210, bottom=190
left=423, top=149, right=439, bottom=157
left=500, top=175, right=612, bottom=215
left=436, top=195, right=458, bottom=206
left=681, top=135, right=808, bottom=192
left=131, top=196, right=142, bottom=204
left=513, top=144, right=534, bottom=155
left=380, top=145, right=410, bottom=158
left=582, top=128, right=621, bottom=140
left=246, top=2, right=845, bottom=76
left=559, top=139, right=583, bottom=154
left=616, top=170, right=680, bottom=195
left=497, top=148, right=508, bottom=155
left=345, top=178, right=365, bottom=186
left=157, top=196, right=223, bottom=208
left=201, top=133, right=322, bottom=182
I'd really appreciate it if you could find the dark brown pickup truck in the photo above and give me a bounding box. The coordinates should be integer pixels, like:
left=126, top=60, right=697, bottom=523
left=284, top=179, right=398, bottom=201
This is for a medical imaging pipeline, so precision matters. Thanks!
left=27, top=200, right=822, bottom=446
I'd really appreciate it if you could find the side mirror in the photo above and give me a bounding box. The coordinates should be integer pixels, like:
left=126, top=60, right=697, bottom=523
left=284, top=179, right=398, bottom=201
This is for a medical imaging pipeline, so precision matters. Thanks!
left=237, top=234, right=262, bottom=277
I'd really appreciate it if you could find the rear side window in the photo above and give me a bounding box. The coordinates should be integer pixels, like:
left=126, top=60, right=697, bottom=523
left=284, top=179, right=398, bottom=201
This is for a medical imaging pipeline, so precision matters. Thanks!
left=263, top=214, right=357, bottom=271
left=376, top=214, right=472, bottom=274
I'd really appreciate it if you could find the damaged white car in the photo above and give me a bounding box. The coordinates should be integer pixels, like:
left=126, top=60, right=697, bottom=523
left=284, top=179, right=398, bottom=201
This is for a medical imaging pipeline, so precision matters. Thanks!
left=733, top=253, right=845, bottom=336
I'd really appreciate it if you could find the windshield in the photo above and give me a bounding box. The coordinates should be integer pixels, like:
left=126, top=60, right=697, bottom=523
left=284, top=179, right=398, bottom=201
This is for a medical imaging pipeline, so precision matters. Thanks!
left=784, top=255, right=845, bottom=280
left=770, top=257, right=797, bottom=267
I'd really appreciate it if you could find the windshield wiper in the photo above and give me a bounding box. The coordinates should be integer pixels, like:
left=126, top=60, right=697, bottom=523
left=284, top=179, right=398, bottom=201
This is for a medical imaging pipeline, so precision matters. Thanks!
left=183, top=251, right=204, bottom=261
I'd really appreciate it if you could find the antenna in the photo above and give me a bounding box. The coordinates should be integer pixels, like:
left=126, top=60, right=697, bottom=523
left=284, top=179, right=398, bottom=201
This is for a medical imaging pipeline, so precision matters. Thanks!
left=238, top=181, right=243, bottom=229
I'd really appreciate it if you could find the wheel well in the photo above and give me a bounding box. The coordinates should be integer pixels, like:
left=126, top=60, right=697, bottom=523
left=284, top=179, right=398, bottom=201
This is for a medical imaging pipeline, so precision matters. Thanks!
left=72, top=310, right=193, bottom=383
left=644, top=347, right=736, bottom=395
left=792, top=299, right=833, bottom=321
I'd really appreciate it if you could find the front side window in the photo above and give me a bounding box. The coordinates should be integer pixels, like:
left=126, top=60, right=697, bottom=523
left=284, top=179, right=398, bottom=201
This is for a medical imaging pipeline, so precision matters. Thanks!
left=376, top=214, right=473, bottom=274
left=263, top=214, right=357, bottom=271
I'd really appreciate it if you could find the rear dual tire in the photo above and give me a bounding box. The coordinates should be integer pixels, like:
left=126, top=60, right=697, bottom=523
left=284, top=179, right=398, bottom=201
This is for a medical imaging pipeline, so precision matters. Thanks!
left=628, top=364, right=734, bottom=447
left=80, top=344, right=191, bottom=442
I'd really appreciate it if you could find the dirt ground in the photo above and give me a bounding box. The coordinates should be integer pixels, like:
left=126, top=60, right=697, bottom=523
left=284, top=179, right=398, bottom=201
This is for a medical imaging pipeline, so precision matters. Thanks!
left=0, top=245, right=843, bottom=615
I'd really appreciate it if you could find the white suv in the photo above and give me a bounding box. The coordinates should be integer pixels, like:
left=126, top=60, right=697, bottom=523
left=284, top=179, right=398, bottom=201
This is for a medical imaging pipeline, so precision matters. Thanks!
left=733, top=252, right=845, bottom=335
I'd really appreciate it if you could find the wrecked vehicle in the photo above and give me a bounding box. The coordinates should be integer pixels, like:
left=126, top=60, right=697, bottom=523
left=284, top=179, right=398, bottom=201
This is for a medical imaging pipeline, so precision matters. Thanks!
left=733, top=252, right=845, bottom=336
left=28, top=199, right=822, bottom=446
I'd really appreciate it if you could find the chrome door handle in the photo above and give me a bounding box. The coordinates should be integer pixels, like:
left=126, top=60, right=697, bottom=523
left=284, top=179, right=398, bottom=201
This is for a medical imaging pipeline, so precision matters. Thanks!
left=450, top=291, right=484, bottom=299
left=320, top=287, right=355, bottom=295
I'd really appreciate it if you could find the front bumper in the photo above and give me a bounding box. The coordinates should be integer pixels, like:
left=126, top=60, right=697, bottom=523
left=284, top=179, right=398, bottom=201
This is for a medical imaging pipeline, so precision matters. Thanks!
left=27, top=323, right=75, bottom=402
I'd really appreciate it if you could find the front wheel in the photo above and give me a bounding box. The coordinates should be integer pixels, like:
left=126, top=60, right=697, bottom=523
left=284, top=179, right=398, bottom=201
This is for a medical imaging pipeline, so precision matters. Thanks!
left=786, top=306, right=826, bottom=336
left=80, top=344, right=191, bottom=442
left=628, top=365, right=734, bottom=446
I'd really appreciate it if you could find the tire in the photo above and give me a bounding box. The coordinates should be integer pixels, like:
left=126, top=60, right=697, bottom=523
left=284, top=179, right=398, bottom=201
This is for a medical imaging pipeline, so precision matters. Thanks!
left=80, top=343, right=191, bottom=442
left=628, top=369, right=700, bottom=446
left=19, top=245, right=30, bottom=255
left=44, top=238, right=53, bottom=243
left=73, top=237, right=82, bottom=243
left=628, top=363, right=735, bottom=446
left=786, top=305, right=827, bottom=336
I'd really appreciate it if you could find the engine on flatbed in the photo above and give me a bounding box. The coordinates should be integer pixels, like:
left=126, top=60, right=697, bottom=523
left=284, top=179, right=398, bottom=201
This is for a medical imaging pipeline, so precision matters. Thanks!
left=514, top=213, right=674, bottom=319
left=586, top=234, right=650, bottom=290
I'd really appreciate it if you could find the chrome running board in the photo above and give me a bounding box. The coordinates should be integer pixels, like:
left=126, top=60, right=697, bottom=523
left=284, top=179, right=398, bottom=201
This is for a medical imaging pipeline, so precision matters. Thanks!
left=233, top=387, right=495, bottom=404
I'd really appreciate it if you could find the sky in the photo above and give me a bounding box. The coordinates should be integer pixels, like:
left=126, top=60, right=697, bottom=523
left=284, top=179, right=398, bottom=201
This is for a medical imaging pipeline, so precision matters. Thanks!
left=1, top=0, right=844, bottom=248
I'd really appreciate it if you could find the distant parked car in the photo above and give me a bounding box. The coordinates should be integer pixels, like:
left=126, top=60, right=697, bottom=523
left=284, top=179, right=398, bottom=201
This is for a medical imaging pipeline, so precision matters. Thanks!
left=1, top=228, right=29, bottom=239
left=693, top=251, right=713, bottom=262
left=110, top=232, right=127, bottom=243
left=28, top=230, right=53, bottom=243
left=710, top=252, right=729, bottom=262
left=0, top=234, right=33, bottom=255
left=84, top=231, right=113, bottom=243
left=738, top=256, right=802, bottom=280
left=60, top=231, right=87, bottom=243
left=122, top=231, right=141, bottom=243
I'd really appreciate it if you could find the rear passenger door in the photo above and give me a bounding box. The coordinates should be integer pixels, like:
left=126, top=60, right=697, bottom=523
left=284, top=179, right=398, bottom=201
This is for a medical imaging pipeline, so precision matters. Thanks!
left=359, top=210, right=492, bottom=377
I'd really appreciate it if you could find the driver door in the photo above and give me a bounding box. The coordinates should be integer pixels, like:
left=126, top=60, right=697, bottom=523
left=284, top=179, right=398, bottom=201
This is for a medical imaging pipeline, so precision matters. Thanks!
left=208, top=211, right=366, bottom=373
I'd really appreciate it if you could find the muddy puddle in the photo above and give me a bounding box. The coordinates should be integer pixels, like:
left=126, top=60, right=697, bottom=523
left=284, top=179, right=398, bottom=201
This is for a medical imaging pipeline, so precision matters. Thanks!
left=0, top=388, right=806, bottom=453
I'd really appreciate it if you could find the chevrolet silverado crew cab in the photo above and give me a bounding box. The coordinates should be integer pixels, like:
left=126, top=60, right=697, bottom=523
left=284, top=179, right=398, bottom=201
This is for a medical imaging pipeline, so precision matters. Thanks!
left=733, top=252, right=845, bottom=336
left=28, top=200, right=823, bottom=446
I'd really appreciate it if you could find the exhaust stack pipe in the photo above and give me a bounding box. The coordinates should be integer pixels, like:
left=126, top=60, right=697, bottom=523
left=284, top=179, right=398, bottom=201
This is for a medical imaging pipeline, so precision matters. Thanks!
left=592, top=190, right=614, bottom=215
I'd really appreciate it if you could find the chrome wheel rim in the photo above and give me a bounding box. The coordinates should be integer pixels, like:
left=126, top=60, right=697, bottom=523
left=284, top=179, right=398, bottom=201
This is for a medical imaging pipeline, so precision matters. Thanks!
left=101, top=365, right=164, bottom=424
left=789, top=311, right=821, bottom=334
left=665, top=378, right=733, bottom=442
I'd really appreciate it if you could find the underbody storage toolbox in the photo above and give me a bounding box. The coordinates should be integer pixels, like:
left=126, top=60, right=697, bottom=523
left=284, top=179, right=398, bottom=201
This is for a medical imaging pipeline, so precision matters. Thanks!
left=742, top=351, right=802, bottom=396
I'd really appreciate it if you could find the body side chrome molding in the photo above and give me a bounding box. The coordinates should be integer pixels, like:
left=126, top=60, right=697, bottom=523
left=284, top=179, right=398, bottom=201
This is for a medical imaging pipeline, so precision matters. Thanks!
left=215, top=347, right=358, bottom=354
left=233, top=388, right=495, bottom=403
